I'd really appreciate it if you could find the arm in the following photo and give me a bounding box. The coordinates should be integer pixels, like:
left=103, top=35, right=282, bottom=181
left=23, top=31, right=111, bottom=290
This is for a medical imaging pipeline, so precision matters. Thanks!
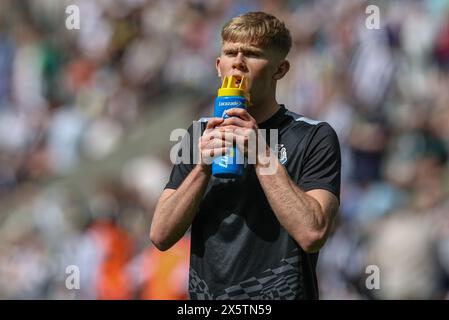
left=256, top=150, right=339, bottom=253
left=150, top=117, right=230, bottom=251
left=150, top=164, right=211, bottom=251
left=220, top=108, right=340, bottom=253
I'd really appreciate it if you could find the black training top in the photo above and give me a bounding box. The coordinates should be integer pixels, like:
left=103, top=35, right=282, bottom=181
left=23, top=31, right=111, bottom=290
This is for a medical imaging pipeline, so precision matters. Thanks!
left=164, top=105, right=341, bottom=300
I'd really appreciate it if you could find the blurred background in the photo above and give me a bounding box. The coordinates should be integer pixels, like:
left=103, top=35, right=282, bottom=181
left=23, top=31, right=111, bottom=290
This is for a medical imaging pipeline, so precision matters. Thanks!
left=0, top=0, right=448, bottom=299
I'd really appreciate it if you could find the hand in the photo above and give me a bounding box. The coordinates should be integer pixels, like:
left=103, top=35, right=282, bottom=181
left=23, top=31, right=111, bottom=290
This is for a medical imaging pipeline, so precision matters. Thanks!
left=218, top=108, right=262, bottom=162
left=197, top=117, right=233, bottom=173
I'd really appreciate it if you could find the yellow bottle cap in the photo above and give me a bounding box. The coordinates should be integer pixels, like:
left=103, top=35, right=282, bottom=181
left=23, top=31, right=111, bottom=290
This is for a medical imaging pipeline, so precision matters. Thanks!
left=218, top=76, right=250, bottom=101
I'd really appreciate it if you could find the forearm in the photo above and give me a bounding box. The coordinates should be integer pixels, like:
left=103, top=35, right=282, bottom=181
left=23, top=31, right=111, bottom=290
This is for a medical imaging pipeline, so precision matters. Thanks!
left=255, top=151, right=327, bottom=252
left=150, top=164, right=211, bottom=251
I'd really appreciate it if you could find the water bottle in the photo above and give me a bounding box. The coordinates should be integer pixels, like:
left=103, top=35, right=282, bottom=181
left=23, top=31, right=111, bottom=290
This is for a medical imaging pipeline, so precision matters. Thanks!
left=212, top=75, right=250, bottom=178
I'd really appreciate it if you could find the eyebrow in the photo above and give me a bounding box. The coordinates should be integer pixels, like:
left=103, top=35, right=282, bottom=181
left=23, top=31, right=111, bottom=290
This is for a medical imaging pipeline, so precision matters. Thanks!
left=222, top=46, right=264, bottom=55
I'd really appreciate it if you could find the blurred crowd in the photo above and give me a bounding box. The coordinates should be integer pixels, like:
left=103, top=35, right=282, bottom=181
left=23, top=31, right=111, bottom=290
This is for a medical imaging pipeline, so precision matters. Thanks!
left=0, top=0, right=448, bottom=299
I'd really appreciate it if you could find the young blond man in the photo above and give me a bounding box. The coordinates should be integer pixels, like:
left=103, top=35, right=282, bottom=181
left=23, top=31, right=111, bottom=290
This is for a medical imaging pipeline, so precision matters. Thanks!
left=150, top=11, right=341, bottom=300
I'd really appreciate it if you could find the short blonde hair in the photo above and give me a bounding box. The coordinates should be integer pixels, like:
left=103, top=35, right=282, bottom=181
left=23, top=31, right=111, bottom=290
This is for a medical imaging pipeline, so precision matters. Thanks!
left=221, top=12, right=292, bottom=58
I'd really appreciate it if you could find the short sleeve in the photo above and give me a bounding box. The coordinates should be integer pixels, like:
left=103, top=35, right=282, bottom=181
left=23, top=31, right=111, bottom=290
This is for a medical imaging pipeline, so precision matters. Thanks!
left=297, top=123, right=341, bottom=200
left=164, top=120, right=208, bottom=190
left=164, top=123, right=197, bottom=190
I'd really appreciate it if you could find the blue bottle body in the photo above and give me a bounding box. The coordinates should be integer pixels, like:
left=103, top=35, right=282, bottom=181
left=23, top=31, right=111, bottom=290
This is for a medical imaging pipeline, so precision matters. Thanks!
left=212, top=95, right=247, bottom=178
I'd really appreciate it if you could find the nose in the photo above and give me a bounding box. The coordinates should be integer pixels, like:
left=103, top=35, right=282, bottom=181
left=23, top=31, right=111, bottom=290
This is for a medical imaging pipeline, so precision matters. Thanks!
left=232, top=52, right=247, bottom=72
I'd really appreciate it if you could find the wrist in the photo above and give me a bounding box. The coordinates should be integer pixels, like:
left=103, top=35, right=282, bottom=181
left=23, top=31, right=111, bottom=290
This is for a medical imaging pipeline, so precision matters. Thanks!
left=196, top=163, right=212, bottom=176
left=255, top=145, right=279, bottom=175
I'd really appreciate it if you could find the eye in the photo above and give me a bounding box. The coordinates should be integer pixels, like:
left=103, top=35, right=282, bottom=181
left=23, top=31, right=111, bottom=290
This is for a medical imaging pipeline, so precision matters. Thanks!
left=247, top=52, right=260, bottom=58
left=244, top=51, right=263, bottom=58
left=224, top=50, right=237, bottom=57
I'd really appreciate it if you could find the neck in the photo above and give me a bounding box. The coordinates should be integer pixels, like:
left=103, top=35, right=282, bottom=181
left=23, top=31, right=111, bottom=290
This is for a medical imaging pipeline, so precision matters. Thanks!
left=248, top=98, right=280, bottom=124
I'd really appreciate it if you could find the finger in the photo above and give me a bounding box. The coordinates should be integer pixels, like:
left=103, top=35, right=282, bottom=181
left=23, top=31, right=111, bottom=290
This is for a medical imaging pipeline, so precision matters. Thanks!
left=206, top=117, right=224, bottom=130
left=207, top=128, right=237, bottom=143
left=217, top=125, right=246, bottom=135
left=231, top=129, right=258, bottom=152
left=209, top=127, right=242, bottom=140
left=203, top=137, right=233, bottom=149
left=223, top=108, right=253, bottom=121
left=220, top=117, right=251, bottom=128
left=213, top=128, right=251, bottom=150
left=201, top=147, right=229, bottom=164
left=221, top=126, right=252, bottom=138
left=202, top=128, right=225, bottom=142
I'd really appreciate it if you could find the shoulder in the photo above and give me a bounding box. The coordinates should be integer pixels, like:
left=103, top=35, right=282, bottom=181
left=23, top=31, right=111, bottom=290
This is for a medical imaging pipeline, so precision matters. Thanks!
left=283, top=109, right=339, bottom=144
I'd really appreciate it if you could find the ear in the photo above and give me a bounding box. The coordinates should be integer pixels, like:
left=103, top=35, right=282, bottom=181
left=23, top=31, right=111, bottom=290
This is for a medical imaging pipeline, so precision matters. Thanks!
left=273, top=60, right=290, bottom=80
left=216, top=57, right=222, bottom=77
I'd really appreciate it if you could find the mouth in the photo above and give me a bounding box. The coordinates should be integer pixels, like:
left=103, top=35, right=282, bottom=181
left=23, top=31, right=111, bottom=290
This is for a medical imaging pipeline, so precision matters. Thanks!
left=231, top=75, right=243, bottom=87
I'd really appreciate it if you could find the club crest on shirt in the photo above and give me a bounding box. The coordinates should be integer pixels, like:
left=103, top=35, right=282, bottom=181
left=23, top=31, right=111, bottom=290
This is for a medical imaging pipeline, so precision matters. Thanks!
left=275, top=144, right=287, bottom=165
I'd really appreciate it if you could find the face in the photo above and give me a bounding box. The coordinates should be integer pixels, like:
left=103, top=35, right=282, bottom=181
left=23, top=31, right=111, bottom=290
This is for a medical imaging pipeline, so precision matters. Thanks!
left=216, top=41, right=288, bottom=105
